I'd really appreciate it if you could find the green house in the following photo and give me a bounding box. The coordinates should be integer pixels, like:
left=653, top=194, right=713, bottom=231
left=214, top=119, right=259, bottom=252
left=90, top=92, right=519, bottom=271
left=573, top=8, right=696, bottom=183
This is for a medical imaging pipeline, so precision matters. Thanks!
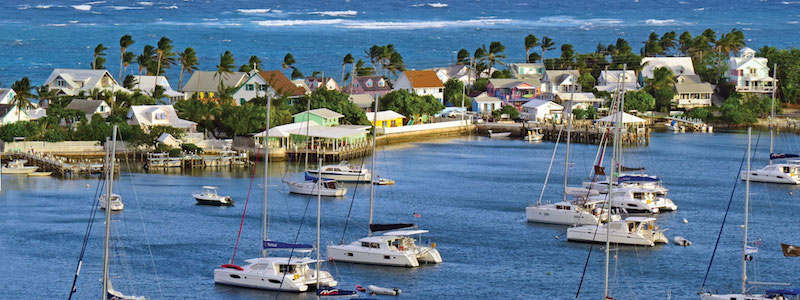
left=292, top=108, right=344, bottom=127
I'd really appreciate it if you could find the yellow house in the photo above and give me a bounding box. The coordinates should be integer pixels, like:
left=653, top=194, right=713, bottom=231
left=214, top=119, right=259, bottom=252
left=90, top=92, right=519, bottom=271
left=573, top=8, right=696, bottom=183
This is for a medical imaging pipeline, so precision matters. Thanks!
left=366, top=110, right=406, bottom=128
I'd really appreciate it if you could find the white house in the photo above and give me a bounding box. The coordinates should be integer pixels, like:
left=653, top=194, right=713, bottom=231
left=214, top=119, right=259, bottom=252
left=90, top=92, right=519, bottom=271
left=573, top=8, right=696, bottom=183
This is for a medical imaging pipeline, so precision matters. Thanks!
left=640, top=57, right=695, bottom=84
left=549, top=92, right=604, bottom=108
left=65, top=99, right=112, bottom=120
left=0, top=104, right=29, bottom=124
left=542, top=70, right=581, bottom=94
left=728, top=47, right=775, bottom=94
left=595, top=70, right=640, bottom=93
left=509, top=63, right=546, bottom=79
left=521, top=99, right=563, bottom=122
left=393, top=70, right=445, bottom=103
left=673, top=75, right=713, bottom=109
left=127, top=105, right=197, bottom=133
left=43, top=69, right=128, bottom=96
left=231, top=70, right=306, bottom=105
left=0, top=88, right=16, bottom=105
left=471, top=92, right=503, bottom=113
left=133, top=75, right=184, bottom=103
left=431, top=65, right=472, bottom=85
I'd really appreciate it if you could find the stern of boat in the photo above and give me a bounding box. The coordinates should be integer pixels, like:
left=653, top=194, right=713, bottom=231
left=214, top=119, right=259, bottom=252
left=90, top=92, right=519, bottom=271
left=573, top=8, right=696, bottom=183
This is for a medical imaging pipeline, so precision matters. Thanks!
left=416, top=246, right=442, bottom=264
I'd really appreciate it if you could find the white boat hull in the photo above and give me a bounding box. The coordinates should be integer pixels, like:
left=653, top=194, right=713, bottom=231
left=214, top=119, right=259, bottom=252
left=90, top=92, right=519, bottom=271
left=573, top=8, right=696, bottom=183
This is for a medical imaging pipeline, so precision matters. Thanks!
left=566, top=226, right=667, bottom=246
left=192, top=194, right=234, bottom=206
left=213, top=268, right=336, bottom=292
left=99, top=194, right=124, bottom=211
left=305, top=171, right=371, bottom=182
left=741, top=169, right=800, bottom=184
left=525, top=206, right=603, bottom=225
left=2, top=166, right=38, bottom=174
left=327, top=244, right=442, bottom=267
left=286, top=181, right=347, bottom=197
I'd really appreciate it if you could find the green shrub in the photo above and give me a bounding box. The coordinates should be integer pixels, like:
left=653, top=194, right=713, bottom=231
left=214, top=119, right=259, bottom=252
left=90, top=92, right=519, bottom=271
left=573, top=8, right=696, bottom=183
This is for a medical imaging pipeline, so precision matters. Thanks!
left=181, top=143, right=202, bottom=153
left=168, top=148, right=183, bottom=157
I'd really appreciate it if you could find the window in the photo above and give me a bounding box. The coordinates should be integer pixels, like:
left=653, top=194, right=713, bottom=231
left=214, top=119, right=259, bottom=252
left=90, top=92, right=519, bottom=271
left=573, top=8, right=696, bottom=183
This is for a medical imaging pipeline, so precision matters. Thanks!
left=246, top=84, right=254, bottom=91
left=56, top=79, right=66, bottom=87
left=209, top=92, right=215, bottom=98
left=99, top=106, right=105, bottom=112
left=391, top=120, right=396, bottom=127
left=278, top=265, right=296, bottom=273
left=346, top=252, right=353, bottom=257
left=750, top=68, right=757, bottom=75
left=259, top=84, right=268, bottom=91
left=438, top=88, right=443, bottom=93
left=378, top=80, right=385, bottom=86
left=370, top=242, right=380, bottom=248
left=366, top=80, right=373, bottom=87
left=361, top=242, right=370, bottom=247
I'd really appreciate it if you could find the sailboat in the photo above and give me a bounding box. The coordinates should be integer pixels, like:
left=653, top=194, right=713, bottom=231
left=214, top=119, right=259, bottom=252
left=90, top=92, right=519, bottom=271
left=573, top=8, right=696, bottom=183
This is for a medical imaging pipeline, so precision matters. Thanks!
left=700, top=128, right=797, bottom=300
left=99, top=140, right=123, bottom=211
left=526, top=84, right=619, bottom=226
left=327, top=96, right=442, bottom=267
left=567, top=65, right=668, bottom=247
left=283, top=101, right=348, bottom=196
left=214, top=95, right=338, bottom=292
left=741, top=64, right=800, bottom=185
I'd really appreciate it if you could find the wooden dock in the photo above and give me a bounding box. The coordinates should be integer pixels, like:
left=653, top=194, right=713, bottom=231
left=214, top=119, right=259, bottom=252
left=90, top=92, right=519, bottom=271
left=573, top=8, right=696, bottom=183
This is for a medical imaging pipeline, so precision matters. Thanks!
left=144, top=151, right=251, bottom=170
left=6, top=151, right=117, bottom=176
left=477, top=122, right=650, bottom=146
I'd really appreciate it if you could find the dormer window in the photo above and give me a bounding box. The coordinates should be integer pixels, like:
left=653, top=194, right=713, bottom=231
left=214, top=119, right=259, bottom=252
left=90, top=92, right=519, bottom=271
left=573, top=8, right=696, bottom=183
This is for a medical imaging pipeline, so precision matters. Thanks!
left=154, top=112, right=167, bottom=120
left=56, top=79, right=66, bottom=87
left=366, top=80, right=373, bottom=87
left=378, top=79, right=385, bottom=87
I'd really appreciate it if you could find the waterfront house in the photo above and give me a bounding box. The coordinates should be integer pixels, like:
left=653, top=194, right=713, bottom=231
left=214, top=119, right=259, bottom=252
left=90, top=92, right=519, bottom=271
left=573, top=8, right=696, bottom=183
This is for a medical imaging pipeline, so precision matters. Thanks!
left=305, top=77, right=340, bottom=92
left=509, top=63, right=546, bottom=79
left=728, top=47, right=775, bottom=94
left=366, top=110, right=406, bottom=128
left=0, top=88, right=16, bottom=105
left=640, top=57, right=695, bottom=85
left=348, top=94, right=375, bottom=111
left=471, top=92, right=503, bottom=114
left=133, top=75, right=184, bottom=103
left=0, top=104, right=29, bottom=124
left=65, top=99, right=112, bottom=120
left=231, top=70, right=306, bottom=105
left=541, top=70, right=581, bottom=94
left=673, top=75, right=713, bottom=109
left=550, top=92, right=603, bottom=108
left=521, top=99, right=563, bottom=122
left=392, top=70, right=445, bottom=103
left=344, top=76, right=392, bottom=100
left=43, top=69, right=128, bottom=96
left=486, top=78, right=541, bottom=109
left=292, top=108, right=344, bottom=127
left=180, top=71, right=247, bottom=100
left=254, top=122, right=369, bottom=152
left=292, top=79, right=313, bottom=94
left=127, top=105, right=197, bottom=133
left=595, top=70, right=640, bottom=93
left=431, top=65, right=472, bottom=85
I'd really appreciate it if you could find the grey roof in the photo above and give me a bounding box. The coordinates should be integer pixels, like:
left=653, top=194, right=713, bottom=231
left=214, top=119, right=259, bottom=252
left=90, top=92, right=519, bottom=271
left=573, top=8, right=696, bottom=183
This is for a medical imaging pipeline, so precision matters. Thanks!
left=44, top=69, right=117, bottom=87
left=293, top=108, right=344, bottom=119
left=348, top=94, right=375, bottom=109
left=676, top=75, right=703, bottom=84
left=488, top=78, right=541, bottom=89
left=674, top=82, right=713, bottom=94
left=180, top=71, right=247, bottom=92
left=0, top=88, right=13, bottom=102
left=545, top=70, right=580, bottom=84
left=0, top=104, right=14, bottom=117
left=472, top=92, right=502, bottom=103
left=65, top=99, right=107, bottom=114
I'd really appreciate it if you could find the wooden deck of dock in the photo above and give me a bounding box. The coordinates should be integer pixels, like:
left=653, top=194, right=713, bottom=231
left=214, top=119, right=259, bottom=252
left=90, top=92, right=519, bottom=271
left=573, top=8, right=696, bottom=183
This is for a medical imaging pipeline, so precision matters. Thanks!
left=6, top=151, right=117, bottom=176
left=478, top=122, right=650, bottom=146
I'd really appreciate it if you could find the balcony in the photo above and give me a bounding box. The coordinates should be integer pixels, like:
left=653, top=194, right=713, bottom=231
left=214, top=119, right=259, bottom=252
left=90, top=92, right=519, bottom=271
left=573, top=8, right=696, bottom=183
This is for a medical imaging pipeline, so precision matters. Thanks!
left=736, top=84, right=775, bottom=93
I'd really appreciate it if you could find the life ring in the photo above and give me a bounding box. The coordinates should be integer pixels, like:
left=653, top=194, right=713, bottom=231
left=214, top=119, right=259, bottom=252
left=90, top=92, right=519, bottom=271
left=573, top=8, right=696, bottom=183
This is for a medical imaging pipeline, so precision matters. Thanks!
left=221, top=264, right=243, bottom=271
left=293, top=274, right=300, bottom=280
left=398, top=246, right=404, bottom=251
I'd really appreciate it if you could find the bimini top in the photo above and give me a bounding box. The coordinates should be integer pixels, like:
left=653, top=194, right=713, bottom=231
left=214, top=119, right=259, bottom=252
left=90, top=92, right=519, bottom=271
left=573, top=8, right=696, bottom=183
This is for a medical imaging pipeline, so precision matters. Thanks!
left=770, top=153, right=800, bottom=160
left=244, top=257, right=322, bottom=265
left=618, top=175, right=659, bottom=183
left=202, top=186, right=219, bottom=190
left=383, top=230, right=429, bottom=236
left=624, top=217, right=657, bottom=223
left=263, top=240, right=313, bottom=252
left=766, top=288, right=800, bottom=296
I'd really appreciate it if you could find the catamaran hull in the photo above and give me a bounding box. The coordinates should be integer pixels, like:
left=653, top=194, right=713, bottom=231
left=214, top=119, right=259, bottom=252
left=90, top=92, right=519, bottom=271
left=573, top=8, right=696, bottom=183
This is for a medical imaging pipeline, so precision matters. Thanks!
left=305, top=172, right=371, bottom=182
left=213, top=269, right=336, bottom=292
left=566, top=228, right=667, bottom=246
left=525, top=206, right=602, bottom=225
left=741, top=170, right=800, bottom=184
left=327, top=245, right=441, bottom=267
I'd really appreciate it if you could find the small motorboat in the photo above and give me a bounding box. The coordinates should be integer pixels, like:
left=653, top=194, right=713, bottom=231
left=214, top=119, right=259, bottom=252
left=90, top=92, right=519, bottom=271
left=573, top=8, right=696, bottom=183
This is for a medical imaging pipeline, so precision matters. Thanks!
left=99, top=193, right=124, bottom=211
left=306, top=161, right=371, bottom=182
left=367, top=285, right=402, bottom=296
left=318, top=287, right=359, bottom=297
left=488, top=130, right=512, bottom=138
left=2, top=160, right=38, bottom=174
left=192, top=186, right=234, bottom=206
left=27, top=171, right=52, bottom=177
left=285, top=178, right=348, bottom=197
left=372, top=177, right=395, bottom=185
left=525, top=128, right=543, bottom=141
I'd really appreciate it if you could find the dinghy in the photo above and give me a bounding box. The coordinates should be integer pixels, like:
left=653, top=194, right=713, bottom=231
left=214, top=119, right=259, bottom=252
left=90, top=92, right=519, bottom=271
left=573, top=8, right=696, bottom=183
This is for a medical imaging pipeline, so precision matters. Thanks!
left=367, top=285, right=402, bottom=296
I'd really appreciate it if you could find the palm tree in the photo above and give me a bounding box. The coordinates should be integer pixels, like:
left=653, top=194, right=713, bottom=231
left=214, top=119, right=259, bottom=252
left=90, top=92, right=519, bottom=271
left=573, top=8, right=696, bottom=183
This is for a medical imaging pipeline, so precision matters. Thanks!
left=472, top=47, right=488, bottom=79
left=540, top=36, right=555, bottom=61
left=92, top=44, right=108, bottom=69
left=118, top=35, right=134, bottom=79
left=155, top=36, right=175, bottom=76
left=524, top=34, right=540, bottom=63
left=290, top=67, right=304, bottom=80
left=122, top=52, right=135, bottom=77
left=34, top=85, right=53, bottom=108
left=365, top=45, right=383, bottom=74
left=486, top=41, right=507, bottom=76
left=178, top=47, right=199, bottom=91
left=216, top=51, right=235, bottom=95
left=456, top=49, right=470, bottom=65
left=137, top=45, right=156, bottom=77
left=341, top=53, right=354, bottom=87
left=10, top=77, right=33, bottom=122
left=239, top=55, right=262, bottom=73
left=659, top=31, right=677, bottom=55
left=282, top=53, right=295, bottom=70
left=678, top=31, right=693, bottom=56
left=385, top=51, right=405, bottom=79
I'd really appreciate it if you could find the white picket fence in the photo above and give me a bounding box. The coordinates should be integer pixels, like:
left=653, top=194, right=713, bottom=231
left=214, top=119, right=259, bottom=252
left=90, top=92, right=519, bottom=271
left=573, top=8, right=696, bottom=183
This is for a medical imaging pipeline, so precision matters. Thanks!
left=377, top=120, right=471, bottom=135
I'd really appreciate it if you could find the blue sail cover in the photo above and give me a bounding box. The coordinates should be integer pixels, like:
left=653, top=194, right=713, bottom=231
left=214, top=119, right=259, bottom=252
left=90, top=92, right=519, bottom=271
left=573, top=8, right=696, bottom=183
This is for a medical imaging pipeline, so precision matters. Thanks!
left=263, top=240, right=313, bottom=250
left=766, top=288, right=800, bottom=296
left=770, top=153, right=800, bottom=160
left=618, top=175, right=659, bottom=183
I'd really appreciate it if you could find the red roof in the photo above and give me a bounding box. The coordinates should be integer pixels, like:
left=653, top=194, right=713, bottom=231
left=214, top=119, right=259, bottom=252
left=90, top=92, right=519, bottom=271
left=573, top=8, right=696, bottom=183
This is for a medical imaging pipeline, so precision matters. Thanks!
left=257, top=70, right=306, bottom=97
left=403, top=70, right=444, bottom=88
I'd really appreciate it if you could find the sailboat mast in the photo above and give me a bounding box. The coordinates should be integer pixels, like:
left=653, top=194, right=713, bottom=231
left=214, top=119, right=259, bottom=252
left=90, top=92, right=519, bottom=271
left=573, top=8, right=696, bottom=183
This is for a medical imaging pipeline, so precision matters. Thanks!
left=605, top=64, right=626, bottom=298
left=316, top=158, right=322, bottom=295
left=304, top=94, right=311, bottom=169
left=770, top=63, right=777, bottom=157
left=263, top=94, right=272, bottom=258
left=368, top=94, right=378, bottom=237
left=742, top=127, right=752, bottom=295
left=562, top=80, right=575, bottom=203
left=102, top=126, right=117, bottom=300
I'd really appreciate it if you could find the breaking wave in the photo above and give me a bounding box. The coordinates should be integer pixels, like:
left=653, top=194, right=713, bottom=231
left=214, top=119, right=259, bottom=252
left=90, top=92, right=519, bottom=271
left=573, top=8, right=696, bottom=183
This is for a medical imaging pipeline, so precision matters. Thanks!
left=237, top=8, right=271, bottom=14
left=71, top=4, right=92, bottom=11
left=307, top=10, right=358, bottom=17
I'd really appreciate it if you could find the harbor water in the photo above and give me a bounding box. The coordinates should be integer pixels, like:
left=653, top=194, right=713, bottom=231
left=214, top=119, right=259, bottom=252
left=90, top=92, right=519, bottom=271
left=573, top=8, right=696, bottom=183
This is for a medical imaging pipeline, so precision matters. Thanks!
left=1, top=130, right=799, bottom=299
